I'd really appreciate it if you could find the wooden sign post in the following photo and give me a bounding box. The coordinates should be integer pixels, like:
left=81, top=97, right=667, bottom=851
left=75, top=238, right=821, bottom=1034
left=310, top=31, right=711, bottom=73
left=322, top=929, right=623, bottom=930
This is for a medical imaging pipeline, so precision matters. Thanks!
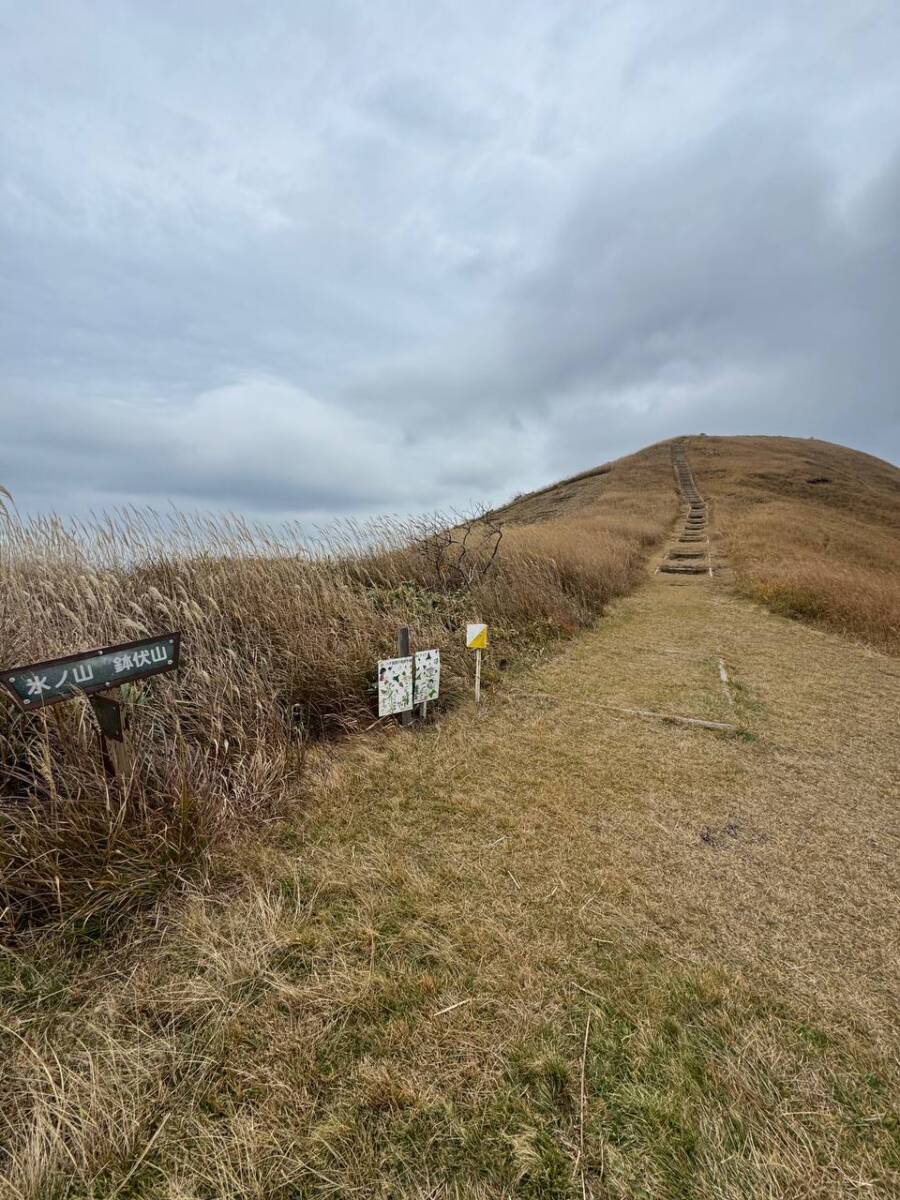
left=88, top=692, right=130, bottom=782
left=395, top=626, right=413, bottom=727
left=0, top=632, right=182, bottom=784
left=466, top=624, right=488, bottom=703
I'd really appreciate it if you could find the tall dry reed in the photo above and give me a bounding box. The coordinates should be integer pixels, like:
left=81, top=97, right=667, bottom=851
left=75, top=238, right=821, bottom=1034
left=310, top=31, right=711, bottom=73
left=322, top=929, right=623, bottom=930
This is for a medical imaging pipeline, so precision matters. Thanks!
left=0, top=463, right=674, bottom=937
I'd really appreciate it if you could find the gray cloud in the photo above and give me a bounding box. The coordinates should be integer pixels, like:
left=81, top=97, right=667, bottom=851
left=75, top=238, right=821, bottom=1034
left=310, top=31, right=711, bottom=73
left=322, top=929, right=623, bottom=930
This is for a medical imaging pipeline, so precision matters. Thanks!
left=1, top=1, right=898, bottom=522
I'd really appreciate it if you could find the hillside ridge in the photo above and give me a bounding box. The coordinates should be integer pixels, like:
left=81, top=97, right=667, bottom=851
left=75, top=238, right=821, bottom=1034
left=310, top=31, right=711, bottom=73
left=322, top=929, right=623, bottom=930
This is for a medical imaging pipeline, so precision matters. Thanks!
left=496, top=433, right=899, bottom=526
left=2, top=437, right=897, bottom=1197
left=495, top=433, right=900, bottom=654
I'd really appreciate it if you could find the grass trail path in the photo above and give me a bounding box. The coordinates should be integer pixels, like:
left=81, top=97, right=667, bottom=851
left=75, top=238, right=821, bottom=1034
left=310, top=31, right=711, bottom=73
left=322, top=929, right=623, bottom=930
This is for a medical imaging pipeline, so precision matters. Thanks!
left=5, top=549, right=900, bottom=1198
left=310, top=555, right=900, bottom=1058
left=475, top=563, right=900, bottom=1036
left=163, top=559, right=898, bottom=1197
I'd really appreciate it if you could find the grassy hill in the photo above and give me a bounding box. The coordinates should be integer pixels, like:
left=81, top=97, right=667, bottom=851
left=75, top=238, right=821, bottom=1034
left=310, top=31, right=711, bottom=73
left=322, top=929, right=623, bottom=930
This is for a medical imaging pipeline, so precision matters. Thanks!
left=1, top=434, right=898, bottom=1198
left=686, top=435, right=900, bottom=652
left=499, top=433, right=900, bottom=652
left=0, top=440, right=676, bottom=939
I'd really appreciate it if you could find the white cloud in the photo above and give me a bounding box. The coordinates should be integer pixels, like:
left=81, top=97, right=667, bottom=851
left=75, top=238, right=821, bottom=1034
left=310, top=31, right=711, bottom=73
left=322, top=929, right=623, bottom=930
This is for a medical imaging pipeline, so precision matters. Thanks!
left=0, top=0, right=898, bottom=522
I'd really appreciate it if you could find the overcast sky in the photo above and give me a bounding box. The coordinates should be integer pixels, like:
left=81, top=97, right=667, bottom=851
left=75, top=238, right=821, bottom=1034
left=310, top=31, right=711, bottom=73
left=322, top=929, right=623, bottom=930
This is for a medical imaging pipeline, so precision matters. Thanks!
left=2, top=1, right=898, bottom=523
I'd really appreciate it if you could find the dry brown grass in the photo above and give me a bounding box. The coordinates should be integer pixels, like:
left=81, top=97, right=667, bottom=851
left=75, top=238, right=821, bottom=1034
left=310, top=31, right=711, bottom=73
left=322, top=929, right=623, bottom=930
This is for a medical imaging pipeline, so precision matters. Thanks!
left=2, top=549, right=897, bottom=1198
left=3, top=433, right=898, bottom=1197
left=686, top=435, right=900, bottom=652
left=0, top=443, right=675, bottom=938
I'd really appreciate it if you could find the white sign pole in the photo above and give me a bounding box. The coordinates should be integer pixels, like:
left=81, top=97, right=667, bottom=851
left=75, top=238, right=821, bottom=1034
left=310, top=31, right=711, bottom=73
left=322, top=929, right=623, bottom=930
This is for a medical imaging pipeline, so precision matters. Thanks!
left=466, top=623, right=487, bottom=704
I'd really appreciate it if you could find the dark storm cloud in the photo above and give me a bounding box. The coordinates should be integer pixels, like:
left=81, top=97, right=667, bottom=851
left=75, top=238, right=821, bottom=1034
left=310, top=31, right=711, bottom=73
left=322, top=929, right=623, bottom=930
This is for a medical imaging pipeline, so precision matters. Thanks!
left=509, top=120, right=900, bottom=467
left=1, top=1, right=898, bottom=521
left=344, top=117, right=900, bottom=475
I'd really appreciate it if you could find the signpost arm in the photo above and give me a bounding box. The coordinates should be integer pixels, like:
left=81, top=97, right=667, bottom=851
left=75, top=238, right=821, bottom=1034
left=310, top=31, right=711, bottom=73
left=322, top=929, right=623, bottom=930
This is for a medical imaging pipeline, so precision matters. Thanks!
left=0, top=631, right=178, bottom=800
left=89, top=692, right=131, bottom=786
left=396, top=626, right=413, bottom=726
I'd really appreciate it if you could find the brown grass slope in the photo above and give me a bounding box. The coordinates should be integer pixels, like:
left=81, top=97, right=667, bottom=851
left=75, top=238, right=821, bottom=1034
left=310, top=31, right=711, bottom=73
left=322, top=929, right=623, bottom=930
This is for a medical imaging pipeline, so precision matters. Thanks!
left=2, top=433, right=899, bottom=1199
left=2, top=518, right=898, bottom=1199
left=0, top=442, right=675, bottom=938
left=683, top=434, right=900, bottom=653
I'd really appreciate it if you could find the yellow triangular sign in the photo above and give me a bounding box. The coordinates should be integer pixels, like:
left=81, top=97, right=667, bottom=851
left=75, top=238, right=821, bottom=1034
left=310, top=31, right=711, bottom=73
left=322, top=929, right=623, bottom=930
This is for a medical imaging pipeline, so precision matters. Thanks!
left=466, top=623, right=488, bottom=650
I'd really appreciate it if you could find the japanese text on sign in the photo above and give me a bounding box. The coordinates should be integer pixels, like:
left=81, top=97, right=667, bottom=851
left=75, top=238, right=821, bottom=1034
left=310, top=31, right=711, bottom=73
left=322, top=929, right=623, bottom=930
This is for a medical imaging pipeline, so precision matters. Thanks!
left=0, top=633, right=181, bottom=711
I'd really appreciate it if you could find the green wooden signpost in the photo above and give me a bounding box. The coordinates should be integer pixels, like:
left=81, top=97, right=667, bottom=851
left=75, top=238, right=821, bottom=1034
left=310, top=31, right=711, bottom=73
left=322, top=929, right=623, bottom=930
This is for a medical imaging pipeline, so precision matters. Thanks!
left=0, top=633, right=181, bottom=782
left=0, top=633, right=180, bottom=711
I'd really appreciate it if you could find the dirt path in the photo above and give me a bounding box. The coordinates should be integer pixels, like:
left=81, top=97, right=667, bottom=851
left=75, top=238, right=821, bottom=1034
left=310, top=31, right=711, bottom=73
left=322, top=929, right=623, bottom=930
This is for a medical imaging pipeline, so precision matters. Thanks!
left=486, top=552, right=900, bottom=1040
left=483, top=440, right=900, bottom=1039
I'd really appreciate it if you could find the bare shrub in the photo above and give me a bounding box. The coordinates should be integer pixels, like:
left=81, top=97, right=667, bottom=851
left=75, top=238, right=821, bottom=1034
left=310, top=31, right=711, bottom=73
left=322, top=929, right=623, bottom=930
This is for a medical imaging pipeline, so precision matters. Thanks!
left=410, top=505, right=503, bottom=590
